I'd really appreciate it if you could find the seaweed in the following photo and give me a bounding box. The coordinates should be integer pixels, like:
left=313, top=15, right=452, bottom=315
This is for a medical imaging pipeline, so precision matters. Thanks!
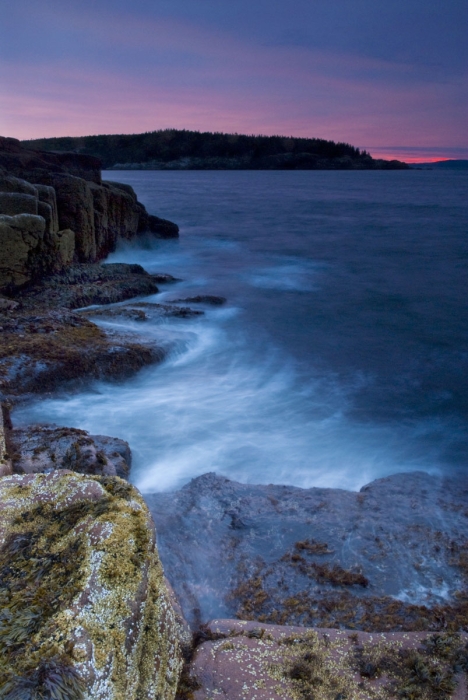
left=2, top=657, right=84, bottom=700
left=294, top=540, right=334, bottom=556
left=279, top=633, right=349, bottom=700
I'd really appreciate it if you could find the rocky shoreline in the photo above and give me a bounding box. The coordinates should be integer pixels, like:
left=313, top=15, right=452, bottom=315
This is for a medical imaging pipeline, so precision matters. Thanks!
left=1, top=138, right=467, bottom=698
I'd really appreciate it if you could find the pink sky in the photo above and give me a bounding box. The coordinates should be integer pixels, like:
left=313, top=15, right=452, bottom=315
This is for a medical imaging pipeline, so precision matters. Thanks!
left=1, top=1, right=466, bottom=163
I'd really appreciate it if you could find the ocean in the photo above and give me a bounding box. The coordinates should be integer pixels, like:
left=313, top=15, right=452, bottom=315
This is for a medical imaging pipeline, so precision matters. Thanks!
left=14, top=169, right=468, bottom=493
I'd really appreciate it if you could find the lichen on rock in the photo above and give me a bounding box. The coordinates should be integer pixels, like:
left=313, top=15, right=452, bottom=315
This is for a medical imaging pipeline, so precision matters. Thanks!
left=0, top=471, right=183, bottom=700
left=184, top=620, right=468, bottom=700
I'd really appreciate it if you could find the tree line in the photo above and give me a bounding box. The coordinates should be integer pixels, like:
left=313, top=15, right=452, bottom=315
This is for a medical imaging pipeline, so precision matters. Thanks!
left=23, top=129, right=375, bottom=169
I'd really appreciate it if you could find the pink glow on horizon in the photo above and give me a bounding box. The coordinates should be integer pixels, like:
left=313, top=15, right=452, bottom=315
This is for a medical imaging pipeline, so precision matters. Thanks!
left=1, top=7, right=465, bottom=163
left=369, top=151, right=455, bottom=163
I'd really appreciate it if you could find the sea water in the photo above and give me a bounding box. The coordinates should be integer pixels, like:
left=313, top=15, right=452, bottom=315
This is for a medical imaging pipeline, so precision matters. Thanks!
left=14, top=170, right=468, bottom=493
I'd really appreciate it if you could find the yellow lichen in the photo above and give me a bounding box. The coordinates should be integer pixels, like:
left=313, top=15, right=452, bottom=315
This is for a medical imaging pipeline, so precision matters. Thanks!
left=0, top=472, right=182, bottom=700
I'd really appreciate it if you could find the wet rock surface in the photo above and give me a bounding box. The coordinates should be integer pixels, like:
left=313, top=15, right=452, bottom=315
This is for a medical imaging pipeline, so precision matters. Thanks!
left=0, top=260, right=201, bottom=400
left=146, top=472, right=468, bottom=632
left=0, top=471, right=183, bottom=700
left=183, top=619, right=467, bottom=700
left=151, top=273, right=180, bottom=284
left=17, top=262, right=160, bottom=309
left=83, top=300, right=204, bottom=322
left=0, top=303, right=162, bottom=399
left=9, top=424, right=132, bottom=478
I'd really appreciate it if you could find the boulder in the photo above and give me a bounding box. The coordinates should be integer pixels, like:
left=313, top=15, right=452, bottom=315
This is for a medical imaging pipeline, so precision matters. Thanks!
left=19, top=262, right=160, bottom=309
left=9, top=424, right=132, bottom=478
left=0, top=213, right=46, bottom=290
left=0, top=471, right=183, bottom=699
left=187, top=619, right=468, bottom=700
left=103, top=180, right=138, bottom=199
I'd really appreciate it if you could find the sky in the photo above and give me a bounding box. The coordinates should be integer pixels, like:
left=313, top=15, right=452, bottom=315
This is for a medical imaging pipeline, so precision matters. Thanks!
left=0, top=0, right=467, bottom=162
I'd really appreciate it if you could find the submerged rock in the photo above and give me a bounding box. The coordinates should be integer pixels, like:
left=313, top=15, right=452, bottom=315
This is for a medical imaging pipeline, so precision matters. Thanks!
left=186, top=619, right=467, bottom=700
left=0, top=471, right=183, bottom=700
left=83, top=300, right=204, bottom=322
left=146, top=472, right=468, bottom=632
left=151, top=273, right=180, bottom=284
left=170, top=295, right=227, bottom=306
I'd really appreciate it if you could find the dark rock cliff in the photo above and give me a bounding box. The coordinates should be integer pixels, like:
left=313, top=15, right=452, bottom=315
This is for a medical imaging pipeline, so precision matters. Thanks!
left=0, top=136, right=178, bottom=292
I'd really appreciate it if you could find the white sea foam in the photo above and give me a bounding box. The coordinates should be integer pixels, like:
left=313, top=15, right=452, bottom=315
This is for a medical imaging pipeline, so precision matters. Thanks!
left=394, top=582, right=452, bottom=605
left=245, top=259, right=322, bottom=292
left=13, top=170, right=468, bottom=495
left=14, top=305, right=443, bottom=494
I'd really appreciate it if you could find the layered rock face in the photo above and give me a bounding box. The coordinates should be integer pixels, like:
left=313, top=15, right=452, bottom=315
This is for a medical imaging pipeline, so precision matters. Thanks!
left=0, top=471, right=183, bottom=699
left=0, top=136, right=178, bottom=292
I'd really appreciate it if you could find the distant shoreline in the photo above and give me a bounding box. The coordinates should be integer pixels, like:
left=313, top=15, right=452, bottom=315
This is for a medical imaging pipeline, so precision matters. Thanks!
left=409, top=159, right=468, bottom=170
left=22, top=128, right=409, bottom=171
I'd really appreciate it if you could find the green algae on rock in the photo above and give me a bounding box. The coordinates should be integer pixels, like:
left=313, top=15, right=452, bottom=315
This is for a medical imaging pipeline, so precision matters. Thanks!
left=0, top=471, right=183, bottom=700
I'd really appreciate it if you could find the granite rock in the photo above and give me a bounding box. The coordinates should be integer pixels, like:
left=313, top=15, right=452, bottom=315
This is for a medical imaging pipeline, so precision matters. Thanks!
left=185, top=619, right=468, bottom=700
left=0, top=191, right=38, bottom=216
left=90, top=180, right=141, bottom=257
left=32, top=172, right=96, bottom=261
left=18, top=262, right=160, bottom=309
left=0, top=213, right=46, bottom=290
left=0, top=174, right=38, bottom=197
left=146, top=472, right=468, bottom=632
left=0, top=135, right=101, bottom=183
left=9, top=423, right=132, bottom=478
left=0, top=138, right=179, bottom=274
left=170, top=295, right=227, bottom=306
left=0, top=306, right=163, bottom=398
left=35, top=183, right=59, bottom=234
left=0, top=471, right=183, bottom=699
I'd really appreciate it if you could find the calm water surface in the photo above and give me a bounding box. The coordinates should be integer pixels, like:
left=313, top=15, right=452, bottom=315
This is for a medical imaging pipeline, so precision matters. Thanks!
left=15, top=170, right=468, bottom=492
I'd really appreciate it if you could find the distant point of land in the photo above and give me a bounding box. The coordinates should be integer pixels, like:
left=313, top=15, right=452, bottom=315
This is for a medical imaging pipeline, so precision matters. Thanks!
left=409, top=159, right=468, bottom=170
left=22, top=129, right=408, bottom=171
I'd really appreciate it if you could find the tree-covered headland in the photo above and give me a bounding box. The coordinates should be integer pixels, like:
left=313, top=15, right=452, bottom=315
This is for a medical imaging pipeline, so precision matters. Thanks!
left=23, top=129, right=408, bottom=170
